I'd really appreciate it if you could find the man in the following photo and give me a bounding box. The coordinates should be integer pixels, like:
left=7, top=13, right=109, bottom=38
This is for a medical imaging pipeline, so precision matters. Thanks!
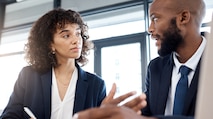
left=73, top=0, right=206, bottom=118
left=142, top=0, right=206, bottom=118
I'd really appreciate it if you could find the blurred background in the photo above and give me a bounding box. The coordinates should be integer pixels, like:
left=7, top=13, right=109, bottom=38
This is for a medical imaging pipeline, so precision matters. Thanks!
left=0, top=0, right=212, bottom=114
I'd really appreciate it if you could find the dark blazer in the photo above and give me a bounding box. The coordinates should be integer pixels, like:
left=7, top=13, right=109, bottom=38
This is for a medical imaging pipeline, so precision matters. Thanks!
left=142, top=54, right=201, bottom=119
left=0, top=64, right=106, bottom=119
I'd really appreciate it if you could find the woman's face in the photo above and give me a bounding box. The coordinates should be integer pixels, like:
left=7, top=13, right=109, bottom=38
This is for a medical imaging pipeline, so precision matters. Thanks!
left=51, top=23, right=83, bottom=61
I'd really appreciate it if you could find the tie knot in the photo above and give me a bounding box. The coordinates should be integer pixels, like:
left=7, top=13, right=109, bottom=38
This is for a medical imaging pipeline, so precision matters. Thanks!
left=179, top=65, right=191, bottom=76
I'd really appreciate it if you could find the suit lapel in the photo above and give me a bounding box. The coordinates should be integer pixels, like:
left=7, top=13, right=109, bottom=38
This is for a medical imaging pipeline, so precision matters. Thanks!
left=41, top=69, right=52, bottom=119
left=183, top=60, right=201, bottom=114
left=73, top=65, right=88, bottom=114
left=156, top=55, right=174, bottom=114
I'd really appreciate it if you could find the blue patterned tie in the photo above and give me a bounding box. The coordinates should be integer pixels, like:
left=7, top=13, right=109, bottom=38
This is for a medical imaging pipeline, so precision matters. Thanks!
left=173, top=65, right=191, bottom=115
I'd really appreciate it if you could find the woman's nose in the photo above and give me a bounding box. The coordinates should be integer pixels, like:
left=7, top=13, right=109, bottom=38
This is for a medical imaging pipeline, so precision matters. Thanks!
left=72, top=37, right=79, bottom=44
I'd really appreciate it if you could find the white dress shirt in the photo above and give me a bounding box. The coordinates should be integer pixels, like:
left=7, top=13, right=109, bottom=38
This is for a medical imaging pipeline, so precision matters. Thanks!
left=51, top=67, right=78, bottom=119
left=164, top=37, right=206, bottom=115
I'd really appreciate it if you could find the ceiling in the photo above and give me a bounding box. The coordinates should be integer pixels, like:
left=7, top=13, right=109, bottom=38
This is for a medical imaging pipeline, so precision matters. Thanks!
left=3, top=0, right=213, bottom=10
left=2, top=0, right=213, bottom=28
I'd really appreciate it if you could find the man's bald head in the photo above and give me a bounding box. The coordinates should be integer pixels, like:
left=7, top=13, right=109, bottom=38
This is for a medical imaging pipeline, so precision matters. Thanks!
left=151, top=0, right=206, bottom=26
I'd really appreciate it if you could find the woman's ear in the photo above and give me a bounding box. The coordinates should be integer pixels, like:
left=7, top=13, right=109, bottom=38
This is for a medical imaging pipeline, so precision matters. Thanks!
left=52, top=47, right=55, bottom=52
left=50, top=46, right=56, bottom=54
left=50, top=43, right=54, bottom=51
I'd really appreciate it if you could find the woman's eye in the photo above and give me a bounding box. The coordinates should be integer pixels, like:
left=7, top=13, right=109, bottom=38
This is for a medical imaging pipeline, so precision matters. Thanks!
left=63, top=35, right=69, bottom=39
left=76, top=32, right=81, bottom=37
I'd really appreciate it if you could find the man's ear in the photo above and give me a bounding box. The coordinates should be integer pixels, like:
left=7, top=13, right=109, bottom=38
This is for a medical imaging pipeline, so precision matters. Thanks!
left=178, top=10, right=191, bottom=24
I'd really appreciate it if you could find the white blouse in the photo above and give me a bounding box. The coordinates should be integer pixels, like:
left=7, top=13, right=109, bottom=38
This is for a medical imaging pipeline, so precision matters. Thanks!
left=51, top=67, right=78, bottom=119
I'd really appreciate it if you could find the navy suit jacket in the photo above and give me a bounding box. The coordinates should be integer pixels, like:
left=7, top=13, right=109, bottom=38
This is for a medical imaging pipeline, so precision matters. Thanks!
left=142, top=54, right=201, bottom=119
left=0, top=64, right=106, bottom=119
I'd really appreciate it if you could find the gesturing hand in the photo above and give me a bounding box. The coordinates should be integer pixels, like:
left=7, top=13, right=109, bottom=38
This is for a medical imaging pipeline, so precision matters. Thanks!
left=101, top=83, right=147, bottom=113
left=72, top=83, right=150, bottom=119
left=73, top=105, right=156, bottom=119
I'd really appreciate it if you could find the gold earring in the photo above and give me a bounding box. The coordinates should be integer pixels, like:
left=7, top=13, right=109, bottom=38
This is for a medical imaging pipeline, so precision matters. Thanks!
left=52, top=51, right=55, bottom=54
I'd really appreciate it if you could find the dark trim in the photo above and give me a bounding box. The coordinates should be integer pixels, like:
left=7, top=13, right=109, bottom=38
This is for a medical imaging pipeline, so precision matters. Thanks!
left=140, top=35, right=148, bottom=92
left=0, top=3, right=6, bottom=44
left=93, top=33, right=147, bottom=91
left=93, top=46, right=102, bottom=76
left=144, top=0, right=149, bottom=31
left=142, top=0, right=150, bottom=91
left=54, top=0, right=61, bottom=8
left=201, top=22, right=212, bottom=27
left=93, top=34, right=144, bottom=46
left=0, top=0, right=16, bottom=4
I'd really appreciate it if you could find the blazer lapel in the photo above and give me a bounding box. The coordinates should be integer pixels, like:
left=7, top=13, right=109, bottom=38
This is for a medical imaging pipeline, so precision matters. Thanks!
left=156, top=55, right=174, bottom=114
left=73, top=65, right=88, bottom=114
left=183, top=60, right=201, bottom=114
left=41, top=70, right=52, bottom=119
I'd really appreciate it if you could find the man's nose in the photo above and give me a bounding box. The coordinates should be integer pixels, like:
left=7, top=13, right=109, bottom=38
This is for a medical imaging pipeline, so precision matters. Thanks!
left=147, top=22, right=154, bottom=35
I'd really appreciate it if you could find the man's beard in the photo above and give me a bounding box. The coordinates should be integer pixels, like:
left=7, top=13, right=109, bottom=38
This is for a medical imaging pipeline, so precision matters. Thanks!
left=158, top=18, right=184, bottom=57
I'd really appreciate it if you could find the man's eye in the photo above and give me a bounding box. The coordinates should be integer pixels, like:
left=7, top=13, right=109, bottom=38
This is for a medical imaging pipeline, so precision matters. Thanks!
left=153, top=18, right=158, bottom=22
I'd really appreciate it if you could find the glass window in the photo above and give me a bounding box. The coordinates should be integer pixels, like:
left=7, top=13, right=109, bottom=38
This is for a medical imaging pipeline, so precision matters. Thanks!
left=149, top=36, right=159, bottom=60
left=0, top=54, right=27, bottom=110
left=81, top=50, right=94, bottom=73
left=0, top=27, right=29, bottom=113
left=89, top=20, right=145, bottom=40
left=202, top=8, right=213, bottom=23
left=0, top=3, right=146, bottom=112
left=101, top=43, right=142, bottom=103
left=200, top=27, right=211, bottom=33
left=83, top=4, right=145, bottom=74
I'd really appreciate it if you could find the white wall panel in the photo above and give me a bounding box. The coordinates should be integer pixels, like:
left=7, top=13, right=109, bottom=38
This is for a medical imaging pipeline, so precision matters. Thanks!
left=196, top=13, right=213, bottom=119
left=4, top=0, right=213, bottom=29
left=62, top=0, right=133, bottom=12
left=4, top=0, right=53, bottom=28
left=4, top=0, right=136, bottom=28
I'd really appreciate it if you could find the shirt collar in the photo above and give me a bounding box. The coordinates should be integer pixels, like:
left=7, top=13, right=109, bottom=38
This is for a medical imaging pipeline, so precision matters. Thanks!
left=173, top=36, right=206, bottom=73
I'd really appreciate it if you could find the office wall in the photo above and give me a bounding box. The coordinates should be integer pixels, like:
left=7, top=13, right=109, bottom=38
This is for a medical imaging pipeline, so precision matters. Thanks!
left=62, top=0, right=132, bottom=11
left=4, top=0, right=53, bottom=28
left=196, top=14, right=213, bottom=119
left=4, top=0, right=134, bottom=28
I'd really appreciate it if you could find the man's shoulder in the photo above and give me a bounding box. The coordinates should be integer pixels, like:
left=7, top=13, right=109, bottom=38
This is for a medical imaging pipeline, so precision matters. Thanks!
left=149, top=54, right=173, bottom=68
left=150, top=54, right=172, bottom=63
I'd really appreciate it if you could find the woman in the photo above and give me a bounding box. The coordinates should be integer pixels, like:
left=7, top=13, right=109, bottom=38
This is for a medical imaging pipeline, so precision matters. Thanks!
left=0, top=8, right=106, bottom=119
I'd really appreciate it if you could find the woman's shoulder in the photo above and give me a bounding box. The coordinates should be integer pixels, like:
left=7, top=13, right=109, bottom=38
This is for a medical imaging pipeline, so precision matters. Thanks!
left=79, top=69, right=104, bottom=84
left=20, top=65, right=36, bottom=73
left=19, top=65, right=43, bottom=77
left=83, top=70, right=102, bottom=80
left=87, top=71, right=102, bottom=78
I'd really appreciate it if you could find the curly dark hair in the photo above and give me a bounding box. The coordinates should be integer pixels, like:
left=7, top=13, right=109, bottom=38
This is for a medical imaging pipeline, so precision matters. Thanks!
left=24, top=8, right=94, bottom=73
